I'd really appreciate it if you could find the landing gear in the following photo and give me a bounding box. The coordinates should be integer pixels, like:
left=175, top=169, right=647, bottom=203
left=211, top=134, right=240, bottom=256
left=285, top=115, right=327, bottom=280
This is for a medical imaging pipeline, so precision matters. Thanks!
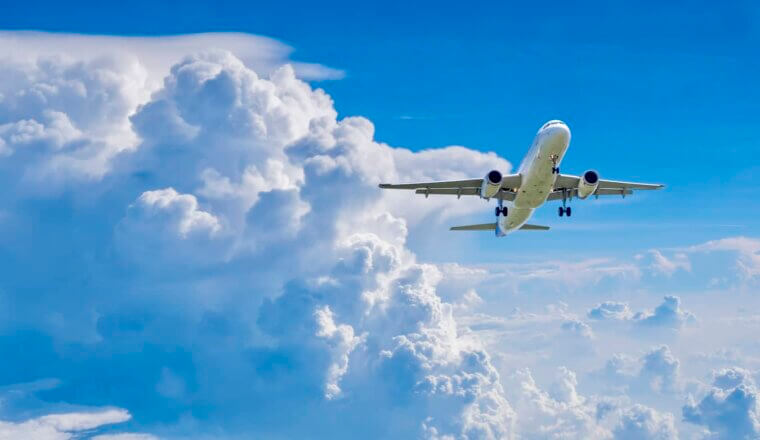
left=495, top=206, right=508, bottom=216
left=559, top=188, right=572, bottom=217
left=550, top=154, right=560, bottom=174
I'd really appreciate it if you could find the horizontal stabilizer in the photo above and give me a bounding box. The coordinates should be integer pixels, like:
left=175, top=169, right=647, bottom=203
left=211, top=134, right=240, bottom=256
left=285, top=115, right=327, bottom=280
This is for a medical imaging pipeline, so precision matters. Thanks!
left=450, top=223, right=496, bottom=231
left=519, top=223, right=550, bottom=230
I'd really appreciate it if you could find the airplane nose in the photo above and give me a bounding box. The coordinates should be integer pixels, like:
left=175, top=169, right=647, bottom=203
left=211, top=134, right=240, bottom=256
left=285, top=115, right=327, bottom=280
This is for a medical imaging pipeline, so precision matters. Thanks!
left=543, top=122, right=570, bottom=144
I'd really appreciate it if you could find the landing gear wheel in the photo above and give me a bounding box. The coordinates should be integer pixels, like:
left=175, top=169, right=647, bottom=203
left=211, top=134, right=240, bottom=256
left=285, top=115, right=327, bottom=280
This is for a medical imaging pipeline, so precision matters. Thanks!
left=501, top=207, right=508, bottom=216
left=495, top=207, right=500, bottom=217
left=558, top=207, right=564, bottom=217
left=566, top=207, right=572, bottom=217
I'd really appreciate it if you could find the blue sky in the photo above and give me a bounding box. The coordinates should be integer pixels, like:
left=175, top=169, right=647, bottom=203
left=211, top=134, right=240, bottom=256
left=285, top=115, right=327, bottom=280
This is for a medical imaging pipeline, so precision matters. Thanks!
left=0, top=1, right=759, bottom=439
left=8, top=0, right=757, bottom=258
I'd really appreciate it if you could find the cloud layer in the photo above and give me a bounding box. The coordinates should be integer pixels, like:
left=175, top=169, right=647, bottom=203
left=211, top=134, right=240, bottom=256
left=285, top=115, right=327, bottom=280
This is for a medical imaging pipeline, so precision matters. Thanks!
left=0, top=31, right=758, bottom=440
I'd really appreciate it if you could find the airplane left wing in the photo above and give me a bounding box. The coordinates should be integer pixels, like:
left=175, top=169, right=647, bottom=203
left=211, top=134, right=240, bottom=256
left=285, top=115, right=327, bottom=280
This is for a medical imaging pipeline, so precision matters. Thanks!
left=379, top=179, right=483, bottom=190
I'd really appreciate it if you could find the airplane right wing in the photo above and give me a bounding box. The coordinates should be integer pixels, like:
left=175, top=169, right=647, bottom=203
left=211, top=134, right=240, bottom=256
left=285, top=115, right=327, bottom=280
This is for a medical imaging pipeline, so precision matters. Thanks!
left=379, top=174, right=522, bottom=199
left=554, top=174, right=664, bottom=191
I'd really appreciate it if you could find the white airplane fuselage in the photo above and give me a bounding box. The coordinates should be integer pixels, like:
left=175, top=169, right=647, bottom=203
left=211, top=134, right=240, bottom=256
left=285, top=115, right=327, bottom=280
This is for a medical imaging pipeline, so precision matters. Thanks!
left=496, top=120, right=571, bottom=236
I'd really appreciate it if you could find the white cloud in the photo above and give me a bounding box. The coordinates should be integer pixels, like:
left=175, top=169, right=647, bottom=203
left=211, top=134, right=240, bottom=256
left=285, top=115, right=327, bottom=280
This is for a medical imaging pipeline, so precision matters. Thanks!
left=0, top=30, right=754, bottom=440
left=0, top=409, right=135, bottom=440
left=588, top=302, right=634, bottom=321
left=648, top=249, right=691, bottom=276
left=688, top=237, right=760, bottom=280
left=634, top=296, right=696, bottom=329
left=0, top=31, right=343, bottom=83
left=613, top=404, right=678, bottom=440
left=135, top=188, right=221, bottom=238
left=587, top=296, right=695, bottom=329
left=683, top=366, right=760, bottom=439
left=640, top=345, right=681, bottom=393
left=91, top=435, right=159, bottom=440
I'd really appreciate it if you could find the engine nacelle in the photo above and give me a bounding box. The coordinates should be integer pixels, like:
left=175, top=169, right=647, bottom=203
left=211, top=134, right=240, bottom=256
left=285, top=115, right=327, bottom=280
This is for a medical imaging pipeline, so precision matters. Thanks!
left=480, top=170, right=503, bottom=199
left=578, top=170, right=600, bottom=199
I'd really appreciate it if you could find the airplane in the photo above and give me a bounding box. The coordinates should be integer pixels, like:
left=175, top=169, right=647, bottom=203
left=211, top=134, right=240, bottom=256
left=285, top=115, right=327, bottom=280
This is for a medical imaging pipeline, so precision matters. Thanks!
left=378, top=120, right=664, bottom=237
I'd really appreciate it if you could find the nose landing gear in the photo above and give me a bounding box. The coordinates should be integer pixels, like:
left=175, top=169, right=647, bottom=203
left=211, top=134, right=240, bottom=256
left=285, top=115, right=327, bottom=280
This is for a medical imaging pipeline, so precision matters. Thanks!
left=495, top=206, right=508, bottom=216
left=550, top=154, right=560, bottom=174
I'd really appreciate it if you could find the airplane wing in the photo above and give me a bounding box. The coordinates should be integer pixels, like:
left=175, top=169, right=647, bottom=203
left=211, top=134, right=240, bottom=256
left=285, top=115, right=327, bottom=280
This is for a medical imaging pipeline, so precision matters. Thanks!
left=450, top=223, right=549, bottom=231
left=379, top=174, right=521, bottom=198
left=553, top=173, right=664, bottom=195
left=379, top=179, right=484, bottom=190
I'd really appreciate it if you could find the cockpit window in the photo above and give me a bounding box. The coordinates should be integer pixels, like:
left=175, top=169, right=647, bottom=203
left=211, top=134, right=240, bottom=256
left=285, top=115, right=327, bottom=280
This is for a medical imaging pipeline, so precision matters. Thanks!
left=540, top=120, right=564, bottom=130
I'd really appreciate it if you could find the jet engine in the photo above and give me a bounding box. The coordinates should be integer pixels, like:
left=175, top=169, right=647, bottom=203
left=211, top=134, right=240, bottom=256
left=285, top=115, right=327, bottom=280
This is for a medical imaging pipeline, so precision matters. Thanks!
left=480, top=170, right=503, bottom=199
left=578, top=170, right=599, bottom=199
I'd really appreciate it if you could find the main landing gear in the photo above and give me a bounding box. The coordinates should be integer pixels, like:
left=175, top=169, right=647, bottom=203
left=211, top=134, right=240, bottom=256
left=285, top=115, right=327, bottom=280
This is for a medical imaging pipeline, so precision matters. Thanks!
left=558, top=188, right=572, bottom=217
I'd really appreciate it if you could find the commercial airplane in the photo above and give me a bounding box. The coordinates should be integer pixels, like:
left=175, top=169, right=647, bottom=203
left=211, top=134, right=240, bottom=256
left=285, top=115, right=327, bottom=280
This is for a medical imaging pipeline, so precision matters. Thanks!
left=379, top=120, right=664, bottom=237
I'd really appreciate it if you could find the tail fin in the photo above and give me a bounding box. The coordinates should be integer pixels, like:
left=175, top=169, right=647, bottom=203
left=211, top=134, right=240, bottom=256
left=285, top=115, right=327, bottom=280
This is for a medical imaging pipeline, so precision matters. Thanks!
left=450, top=223, right=496, bottom=231
left=519, top=224, right=550, bottom=230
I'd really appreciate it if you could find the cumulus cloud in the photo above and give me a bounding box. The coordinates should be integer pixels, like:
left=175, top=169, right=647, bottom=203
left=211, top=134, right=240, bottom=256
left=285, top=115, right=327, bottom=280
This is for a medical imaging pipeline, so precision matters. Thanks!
left=0, top=30, right=747, bottom=440
left=561, top=318, right=595, bottom=340
left=634, top=296, right=696, bottom=328
left=510, top=367, right=610, bottom=438
left=640, top=346, right=681, bottom=393
left=587, top=296, right=695, bottom=329
left=683, top=367, right=760, bottom=439
left=509, top=366, right=681, bottom=439
left=588, top=302, right=634, bottom=321
left=613, top=404, right=678, bottom=440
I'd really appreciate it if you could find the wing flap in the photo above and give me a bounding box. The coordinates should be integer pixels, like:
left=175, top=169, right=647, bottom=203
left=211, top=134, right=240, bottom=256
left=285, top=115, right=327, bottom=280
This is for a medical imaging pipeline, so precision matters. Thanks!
left=546, top=188, right=633, bottom=200
left=415, top=188, right=516, bottom=201
left=597, top=179, right=664, bottom=190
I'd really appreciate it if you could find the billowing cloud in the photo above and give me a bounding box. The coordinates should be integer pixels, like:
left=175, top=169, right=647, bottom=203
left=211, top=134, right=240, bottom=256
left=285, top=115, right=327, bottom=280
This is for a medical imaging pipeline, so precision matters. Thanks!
left=634, top=296, right=696, bottom=328
left=640, top=345, right=681, bottom=393
left=613, top=404, right=678, bottom=440
left=683, top=367, right=760, bottom=439
left=588, top=302, right=634, bottom=321
left=0, top=30, right=755, bottom=440
left=587, top=296, right=695, bottom=329
left=0, top=33, right=519, bottom=439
